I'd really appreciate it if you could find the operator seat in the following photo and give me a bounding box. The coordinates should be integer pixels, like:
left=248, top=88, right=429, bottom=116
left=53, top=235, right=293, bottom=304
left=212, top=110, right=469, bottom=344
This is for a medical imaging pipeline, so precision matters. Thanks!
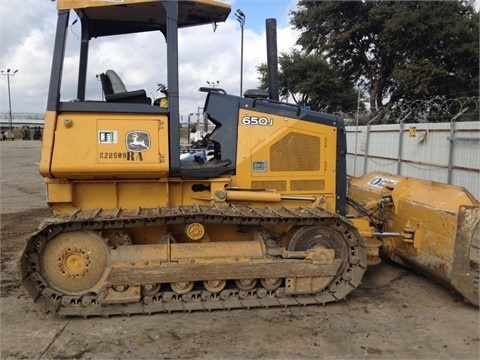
left=100, top=69, right=151, bottom=104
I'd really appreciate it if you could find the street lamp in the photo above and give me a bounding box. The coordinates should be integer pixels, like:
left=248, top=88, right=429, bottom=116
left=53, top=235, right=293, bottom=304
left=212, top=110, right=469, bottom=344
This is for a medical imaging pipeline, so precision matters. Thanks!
left=235, top=9, right=245, bottom=97
left=1, top=68, right=18, bottom=133
left=206, top=80, right=219, bottom=88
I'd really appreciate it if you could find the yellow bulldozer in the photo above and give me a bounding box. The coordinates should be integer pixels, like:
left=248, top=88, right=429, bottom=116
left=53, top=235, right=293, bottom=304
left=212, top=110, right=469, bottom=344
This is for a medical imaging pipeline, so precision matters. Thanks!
left=20, top=0, right=479, bottom=316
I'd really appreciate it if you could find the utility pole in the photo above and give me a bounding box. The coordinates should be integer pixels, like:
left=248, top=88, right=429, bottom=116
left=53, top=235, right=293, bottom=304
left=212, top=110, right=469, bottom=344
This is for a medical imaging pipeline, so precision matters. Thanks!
left=1, top=68, right=19, bottom=134
left=235, top=9, right=245, bottom=97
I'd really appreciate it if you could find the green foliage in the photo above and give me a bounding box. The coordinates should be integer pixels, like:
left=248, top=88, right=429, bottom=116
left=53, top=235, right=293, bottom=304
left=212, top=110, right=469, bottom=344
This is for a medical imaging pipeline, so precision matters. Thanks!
left=256, top=49, right=362, bottom=112
left=291, top=0, right=479, bottom=121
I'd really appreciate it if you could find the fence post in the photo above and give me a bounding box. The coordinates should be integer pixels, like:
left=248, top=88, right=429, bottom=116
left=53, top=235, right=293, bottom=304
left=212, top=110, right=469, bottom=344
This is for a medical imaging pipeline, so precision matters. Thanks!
left=353, top=89, right=361, bottom=176
left=353, top=120, right=360, bottom=177
left=362, top=123, right=370, bottom=175
left=447, top=107, right=470, bottom=184
left=397, top=122, right=404, bottom=175
left=396, top=112, right=411, bottom=175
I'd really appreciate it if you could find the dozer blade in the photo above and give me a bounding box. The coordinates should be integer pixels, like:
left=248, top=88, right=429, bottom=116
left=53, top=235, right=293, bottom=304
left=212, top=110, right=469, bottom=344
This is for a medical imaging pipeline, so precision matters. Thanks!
left=348, top=172, right=479, bottom=306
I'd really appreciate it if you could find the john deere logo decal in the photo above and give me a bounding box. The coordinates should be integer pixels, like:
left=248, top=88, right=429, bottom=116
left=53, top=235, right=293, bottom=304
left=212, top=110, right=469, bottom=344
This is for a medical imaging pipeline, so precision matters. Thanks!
left=126, top=131, right=150, bottom=152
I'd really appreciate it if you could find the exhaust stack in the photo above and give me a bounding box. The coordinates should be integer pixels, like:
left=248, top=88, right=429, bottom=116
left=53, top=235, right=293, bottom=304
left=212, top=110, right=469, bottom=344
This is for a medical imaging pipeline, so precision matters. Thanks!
left=266, top=18, right=279, bottom=101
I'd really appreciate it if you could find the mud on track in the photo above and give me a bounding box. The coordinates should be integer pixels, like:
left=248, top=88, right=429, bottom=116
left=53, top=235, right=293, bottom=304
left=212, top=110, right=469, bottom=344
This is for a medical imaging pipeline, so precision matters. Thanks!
left=1, top=141, right=479, bottom=360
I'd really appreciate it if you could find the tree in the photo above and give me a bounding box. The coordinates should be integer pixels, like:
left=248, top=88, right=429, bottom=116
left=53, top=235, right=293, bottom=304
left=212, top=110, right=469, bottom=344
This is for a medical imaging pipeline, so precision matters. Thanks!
left=257, top=49, right=361, bottom=112
left=291, top=0, right=479, bottom=122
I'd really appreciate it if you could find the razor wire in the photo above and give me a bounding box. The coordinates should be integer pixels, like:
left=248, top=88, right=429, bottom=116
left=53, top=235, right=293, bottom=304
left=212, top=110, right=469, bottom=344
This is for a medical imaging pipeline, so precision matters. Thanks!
left=340, top=96, right=479, bottom=125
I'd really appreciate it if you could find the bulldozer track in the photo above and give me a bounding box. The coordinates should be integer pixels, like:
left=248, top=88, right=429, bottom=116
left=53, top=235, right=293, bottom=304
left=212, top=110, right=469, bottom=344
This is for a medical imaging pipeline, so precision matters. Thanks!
left=21, top=204, right=367, bottom=317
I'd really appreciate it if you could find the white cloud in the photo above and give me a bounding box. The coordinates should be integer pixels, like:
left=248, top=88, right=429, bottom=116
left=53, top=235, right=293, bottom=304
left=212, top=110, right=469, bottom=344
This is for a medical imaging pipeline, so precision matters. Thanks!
left=1, top=1, right=299, bottom=116
left=1, top=1, right=55, bottom=113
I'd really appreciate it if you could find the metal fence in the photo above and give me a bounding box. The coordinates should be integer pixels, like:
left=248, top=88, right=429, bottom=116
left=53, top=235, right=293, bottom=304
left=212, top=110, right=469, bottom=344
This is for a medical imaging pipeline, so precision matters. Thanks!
left=345, top=97, right=480, bottom=200
left=0, top=112, right=44, bottom=119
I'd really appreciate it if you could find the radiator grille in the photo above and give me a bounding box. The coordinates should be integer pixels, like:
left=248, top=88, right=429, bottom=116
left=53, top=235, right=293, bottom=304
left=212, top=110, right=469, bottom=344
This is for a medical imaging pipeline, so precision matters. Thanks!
left=271, top=133, right=320, bottom=171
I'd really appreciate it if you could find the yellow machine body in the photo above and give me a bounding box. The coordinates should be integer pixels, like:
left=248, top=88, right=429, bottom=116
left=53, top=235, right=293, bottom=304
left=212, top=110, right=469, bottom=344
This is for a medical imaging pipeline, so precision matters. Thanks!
left=41, top=107, right=340, bottom=215
left=19, top=0, right=478, bottom=316
left=20, top=0, right=366, bottom=315
left=348, top=172, right=479, bottom=306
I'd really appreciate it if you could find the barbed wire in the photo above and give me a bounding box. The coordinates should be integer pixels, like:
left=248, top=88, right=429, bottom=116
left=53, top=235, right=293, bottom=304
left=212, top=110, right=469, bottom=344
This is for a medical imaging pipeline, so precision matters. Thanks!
left=340, top=96, right=479, bottom=125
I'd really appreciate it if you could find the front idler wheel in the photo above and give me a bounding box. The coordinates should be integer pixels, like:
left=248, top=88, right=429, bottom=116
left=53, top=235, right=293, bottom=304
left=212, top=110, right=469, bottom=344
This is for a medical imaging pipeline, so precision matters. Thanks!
left=40, top=231, right=109, bottom=295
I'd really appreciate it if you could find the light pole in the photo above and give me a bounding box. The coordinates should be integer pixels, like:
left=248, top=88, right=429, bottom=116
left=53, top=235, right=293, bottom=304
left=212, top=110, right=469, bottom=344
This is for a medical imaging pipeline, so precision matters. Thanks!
left=96, top=74, right=104, bottom=100
left=235, top=9, right=245, bottom=97
left=206, top=80, right=219, bottom=88
left=1, top=68, right=18, bottom=133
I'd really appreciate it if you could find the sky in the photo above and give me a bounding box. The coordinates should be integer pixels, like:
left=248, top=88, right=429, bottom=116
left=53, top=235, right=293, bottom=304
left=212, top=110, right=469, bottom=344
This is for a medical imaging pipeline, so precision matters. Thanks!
left=0, top=0, right=300, bottom=117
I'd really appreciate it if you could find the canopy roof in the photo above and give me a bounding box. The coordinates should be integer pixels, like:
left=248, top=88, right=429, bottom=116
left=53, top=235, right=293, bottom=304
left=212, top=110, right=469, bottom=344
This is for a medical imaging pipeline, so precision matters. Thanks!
left=56, top=0, right=231, bottom=37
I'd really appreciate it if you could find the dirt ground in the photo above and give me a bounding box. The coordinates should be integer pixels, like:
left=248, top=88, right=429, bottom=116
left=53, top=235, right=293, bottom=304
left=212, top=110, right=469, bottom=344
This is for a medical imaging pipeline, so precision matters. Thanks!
left=1, top=140, right=479, bottom=360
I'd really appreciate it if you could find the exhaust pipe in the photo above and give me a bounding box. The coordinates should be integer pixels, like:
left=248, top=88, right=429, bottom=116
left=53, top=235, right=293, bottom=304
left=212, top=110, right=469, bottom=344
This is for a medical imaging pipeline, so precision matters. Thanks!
left=266, top=18, right=279, bottom=101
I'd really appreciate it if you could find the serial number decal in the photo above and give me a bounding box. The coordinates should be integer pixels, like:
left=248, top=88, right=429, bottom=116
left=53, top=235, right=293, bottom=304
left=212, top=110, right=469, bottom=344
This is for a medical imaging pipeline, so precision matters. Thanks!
left=241, top=116, right=273, bottom=126
left=99, top=152, right=144, bottom=161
